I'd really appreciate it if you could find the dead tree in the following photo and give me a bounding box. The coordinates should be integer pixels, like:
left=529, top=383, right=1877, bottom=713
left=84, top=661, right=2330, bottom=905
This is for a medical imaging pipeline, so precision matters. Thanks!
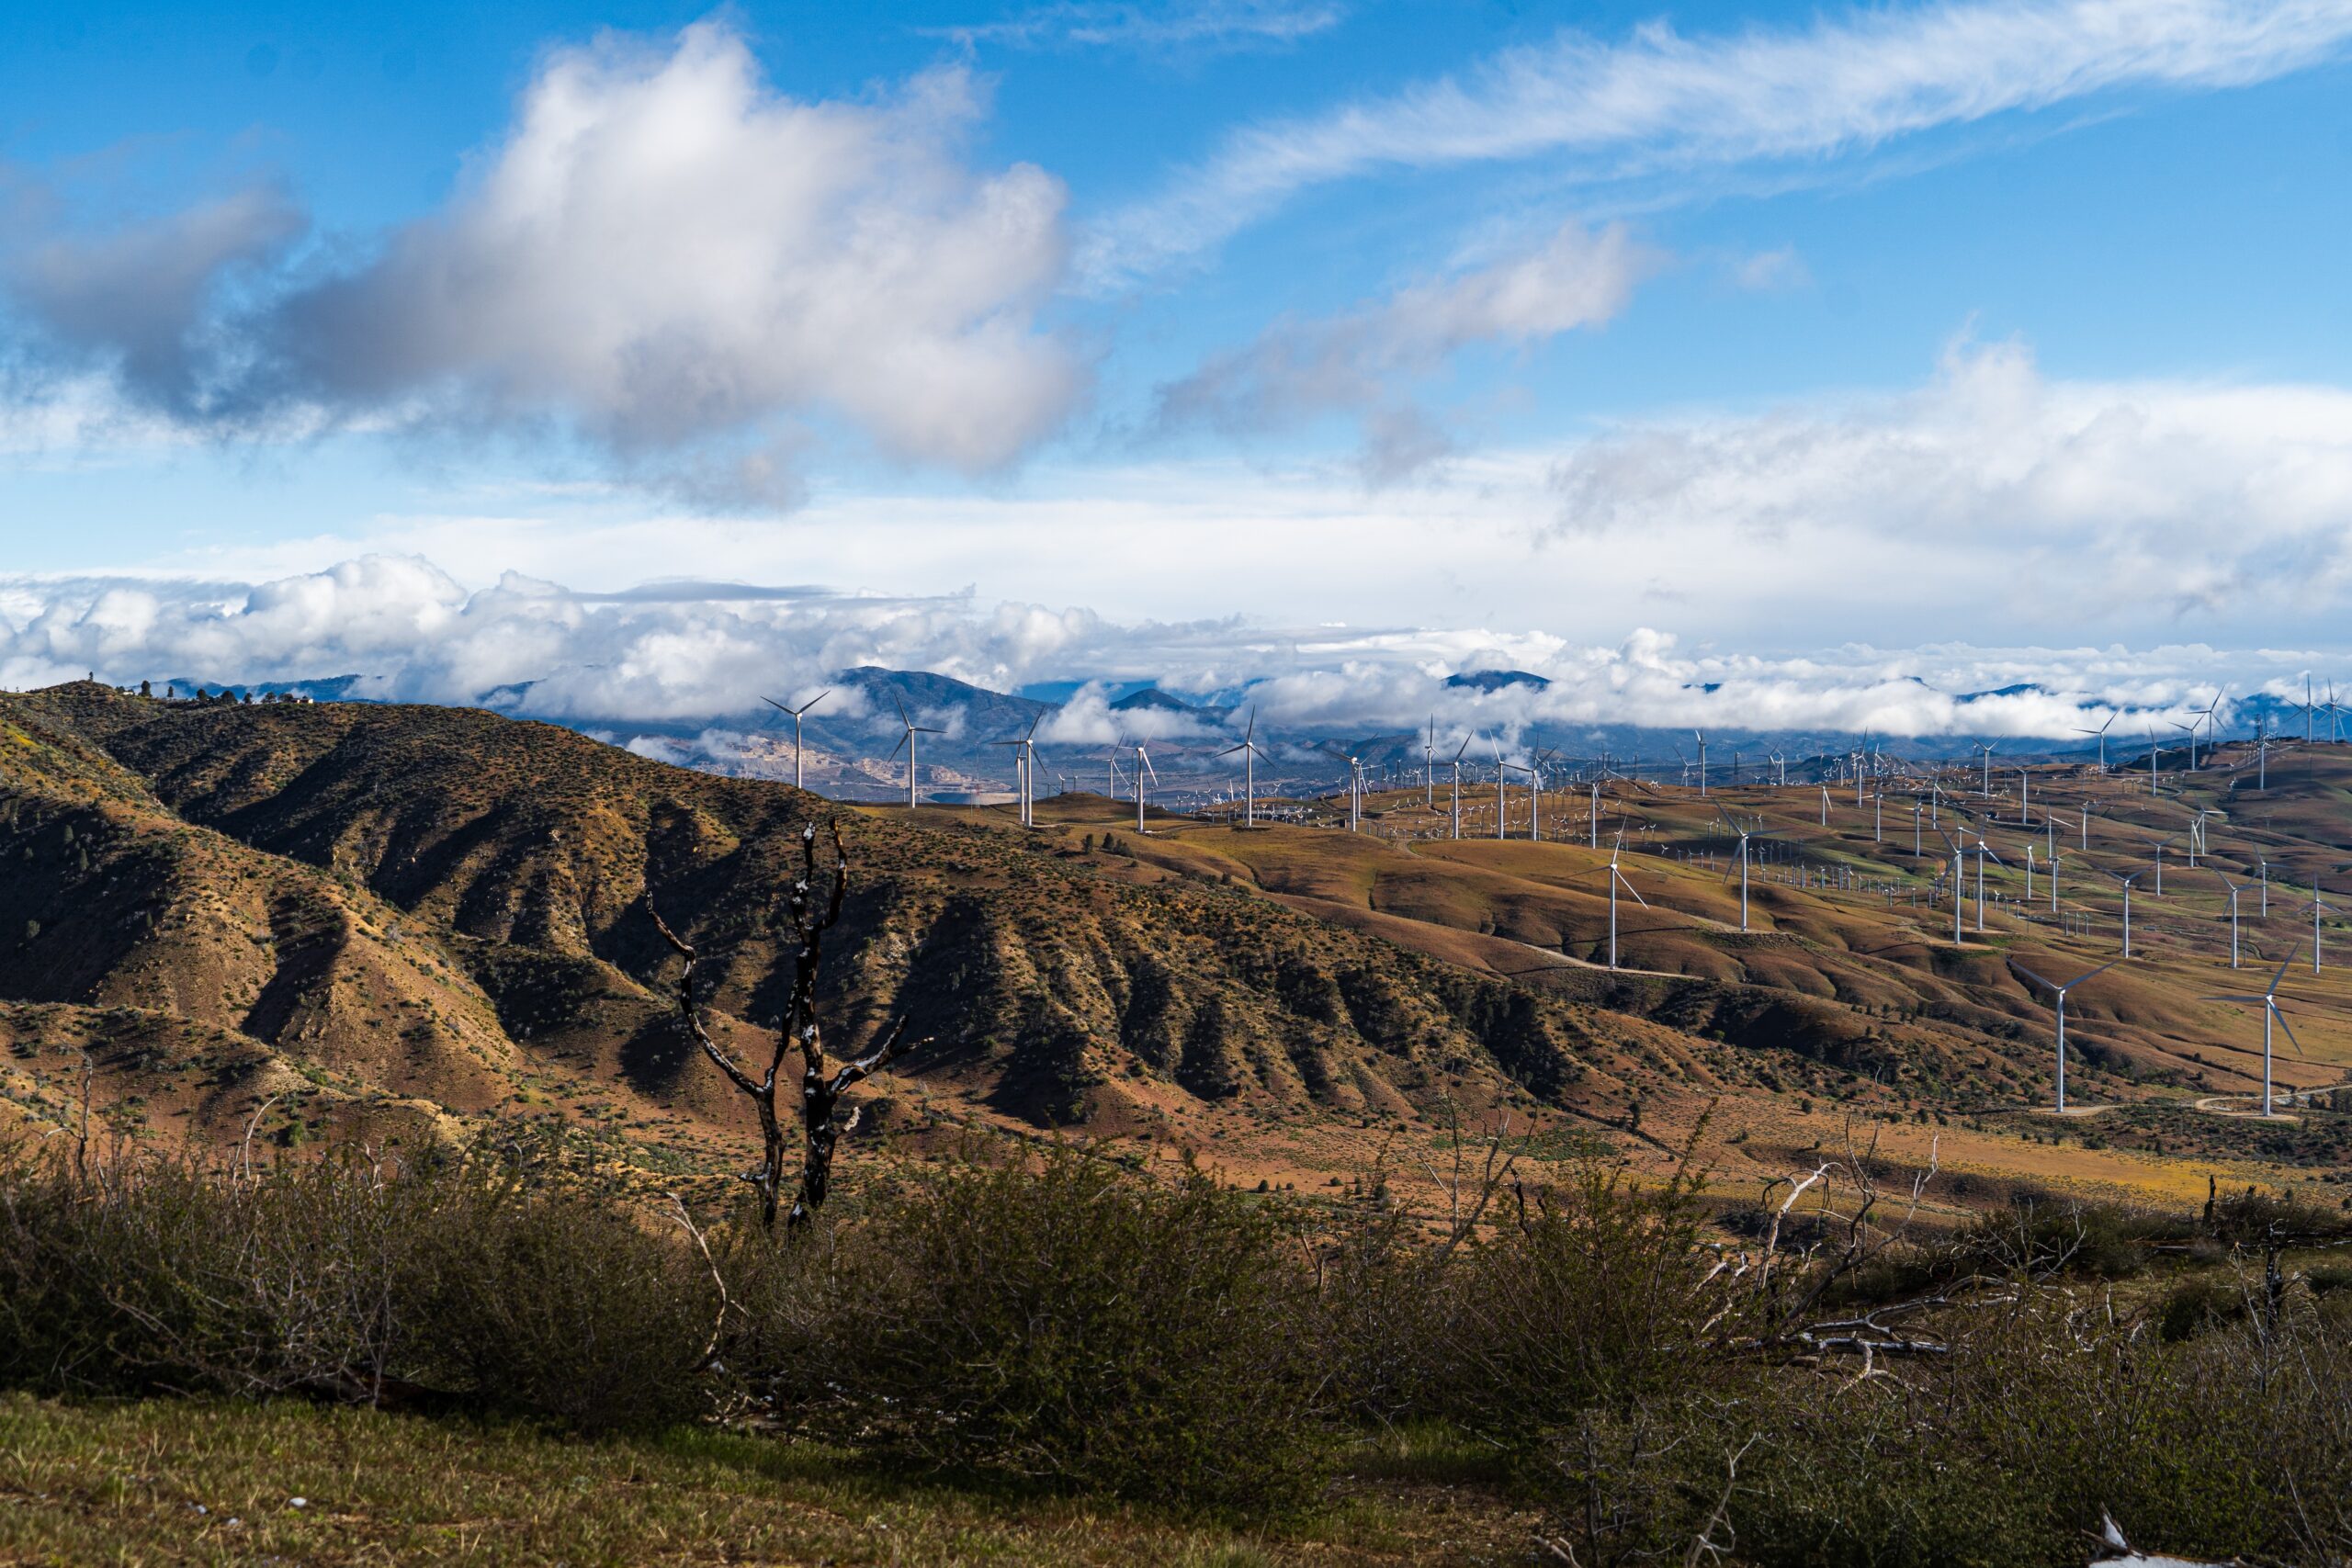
left=649, top=820, right=917, bottom=1230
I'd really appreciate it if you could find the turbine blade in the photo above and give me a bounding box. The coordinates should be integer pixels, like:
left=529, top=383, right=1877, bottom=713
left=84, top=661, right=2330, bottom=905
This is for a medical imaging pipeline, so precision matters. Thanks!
left=2007, top=958, right=2055, bottom=993
left=2064, top=956, right=2125, bottom=989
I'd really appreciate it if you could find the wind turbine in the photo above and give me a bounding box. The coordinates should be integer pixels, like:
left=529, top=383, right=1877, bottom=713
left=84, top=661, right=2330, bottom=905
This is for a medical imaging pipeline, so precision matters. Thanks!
left=1448, top=736, right=1470, bottom=840
left=1599, top=830, right=1646, bottom=971
left=2110, top=867, right=2145, bottom=959
left=761, top=689, right=832, bottom=792
left=2145, top=726, right=2162, bottom=795
left=2204, top=865, right=2248, bottom=967
left=1217, top=709, right=1268, bottom=829
left=988, top=714, right=1044, bottom=827
left=1132, top=741, right=1158, bottom=830
left=1974, top=741, right=1996, bottom=796
left=1694, top=731, right=1709, bottom=796
left=1935, top=827, right=1967, bottom=947
left=888, top=697, right=944, bottom=810
left=1717, top=805, right=1781, bottom=932
left=1500, top=757, right=1536, bottom=840
left=1963, top=828, right=2004, bottom=932
left=2201, top=949, right=2309, bottom=1118
left=1769, top=750, right=1787, bottom=787
left=2170, top=716, right=2199, bottom=773
left=2074, top=711, right=2117, bottom=771
left=2009, top=954, right=2124, bottom=1113
left=1490, top=740, right=1507, bottom=840
left=1422, top=716, right=1436, bottom=809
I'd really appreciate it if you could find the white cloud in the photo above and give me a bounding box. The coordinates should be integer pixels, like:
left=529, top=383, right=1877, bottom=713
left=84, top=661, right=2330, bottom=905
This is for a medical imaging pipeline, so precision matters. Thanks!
left=1084, top=0, right=2352, bottom=283
left=31, top=344, right=2352, bottom=665
left=1154, top=220, right=1655, bottom=479
left=0, top=553, right=2304, bottom=744
left=927, top=0, right=1345, bottom=52
left=0, top=22, right=1082, bottom=502
left=1547, top=337, right=2352, bottom=628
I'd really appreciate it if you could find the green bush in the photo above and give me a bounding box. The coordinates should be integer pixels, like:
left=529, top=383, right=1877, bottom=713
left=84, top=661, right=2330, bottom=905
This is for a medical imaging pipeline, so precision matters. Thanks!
left=0, top=1134, right=710, bottom=1432
left=736, top=1145, right=1333, bottom=1509
left=1438, top=1161, right=1713, bottom=1443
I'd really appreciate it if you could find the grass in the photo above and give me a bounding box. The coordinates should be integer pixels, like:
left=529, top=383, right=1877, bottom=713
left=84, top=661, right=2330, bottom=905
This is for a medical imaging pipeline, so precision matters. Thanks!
left=0, top=1395, right=1532, bottom=1566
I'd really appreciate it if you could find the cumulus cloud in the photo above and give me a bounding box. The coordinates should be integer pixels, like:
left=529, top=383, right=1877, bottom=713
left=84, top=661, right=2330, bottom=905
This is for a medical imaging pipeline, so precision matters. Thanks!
left=1084, top=0, right=2352, bottom=283
left=0, top=22, right=1082, bottom=502
left=1154, top=220, right=1654, bottom=479
left=1548, top=337, right=2352, bottom=624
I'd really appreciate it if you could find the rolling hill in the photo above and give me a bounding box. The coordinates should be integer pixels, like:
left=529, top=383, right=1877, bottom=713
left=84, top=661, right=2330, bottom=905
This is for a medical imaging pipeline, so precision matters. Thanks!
left=5, top=681, right=2348, bottom=1212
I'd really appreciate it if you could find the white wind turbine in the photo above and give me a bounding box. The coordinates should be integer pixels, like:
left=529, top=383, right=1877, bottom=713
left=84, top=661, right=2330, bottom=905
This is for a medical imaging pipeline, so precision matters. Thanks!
left=988, top=715, right=1044, bottom=827
left=1962, top=825, right=2004, bottom=932
left=888, top=697, right=944, bottom=810
left=1102, top=737, right=1127, bottom=800
left=1490, top=740, right=1507, bottom=840
left=2205, top=865, right=2247, bottom=967
left=2109, top=867, right=2146, bottom=959
left=1974, top=741, right=1996, bottom=796
left=2008, top=954, right=2125, bottom=1113
left=1218, top=709, right=1268, bottom=828
left=761, top=688, right=831, bottom=792
left=1717, top=804, right=1781, bottom=933
left=2145, top=726, right=2162, bottom=795
left=1448, top=736, right=1470, bottom=840
left=1132, top=741, right=1158, bottom=830
left=1423, top=716, right=1436, bottom=809
left=1694, top=731, right=1709, bottom=796
left=2074, top=711, right=2117, bottom=771
left=1597, top=829, right=1647, bottom=971
left=2201, top=949, right=2309, bottom=1118
left=1934, top=826, right=1967, bottom=947
left=1769, top=750, right=1787, bottom=787
left=1500, top=756, right=1535, bottom=840
left=2308, top=887, right=2336, bottom=974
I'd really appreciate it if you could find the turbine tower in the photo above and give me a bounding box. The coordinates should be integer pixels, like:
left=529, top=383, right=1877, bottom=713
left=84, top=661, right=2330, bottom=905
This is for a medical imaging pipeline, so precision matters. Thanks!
left=2201, top=949, right=2309, bottom=1118
left=2073, top=711, right=2117, bottom=771
left=888, top=697, right=944, bottom=810
left=2206, top=866, right=2246, bottom=967
left=2008, top=955, right=2124, bottom=1113
left=1448, top=736, right=1470, bottom=840
left=1217, top=709, right=1268, bottom=829
left=1132, top=742, right=1158, bottom=831
left=760, top=688, right=833, bottom=792
left=1717, top=804, right=1780, bottom=933
left=1599, top=830, right=1646, bottom=971
left=988, top=715, right=1044, bottom=827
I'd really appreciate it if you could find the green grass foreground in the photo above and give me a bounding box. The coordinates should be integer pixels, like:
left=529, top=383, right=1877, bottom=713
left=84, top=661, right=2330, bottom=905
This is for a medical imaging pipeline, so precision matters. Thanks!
left=0, top=1396, right=1526, bottom=1567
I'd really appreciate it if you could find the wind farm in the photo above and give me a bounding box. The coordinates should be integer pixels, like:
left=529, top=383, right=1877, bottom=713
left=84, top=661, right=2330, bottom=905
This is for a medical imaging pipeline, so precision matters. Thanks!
left=785, top=691, right=2352, bottom=1210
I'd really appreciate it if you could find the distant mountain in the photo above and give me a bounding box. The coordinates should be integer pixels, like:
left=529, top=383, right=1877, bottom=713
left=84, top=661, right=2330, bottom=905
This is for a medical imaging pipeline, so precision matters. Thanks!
left=164, top=674, right=372, bottom=703
left=1444, top=670, right=1551, bottom=693
left=1110, top=688, right=1196, bottom=714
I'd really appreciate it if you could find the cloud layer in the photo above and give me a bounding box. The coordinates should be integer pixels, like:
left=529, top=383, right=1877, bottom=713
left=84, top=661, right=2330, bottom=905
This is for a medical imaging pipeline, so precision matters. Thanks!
left=0, top=552, right=2292, bottom=745
left=0, top=23, right=1082, bottom=504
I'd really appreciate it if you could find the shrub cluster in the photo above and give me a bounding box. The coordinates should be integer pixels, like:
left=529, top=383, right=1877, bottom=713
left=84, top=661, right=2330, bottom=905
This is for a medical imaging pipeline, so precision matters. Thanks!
left=3, top=1126, right=2350, bottom=1560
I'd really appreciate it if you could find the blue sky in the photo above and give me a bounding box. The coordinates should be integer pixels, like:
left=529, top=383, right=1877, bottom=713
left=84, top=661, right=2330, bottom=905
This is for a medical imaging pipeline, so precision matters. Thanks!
left=4, top=0, right=2352, bottom=731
